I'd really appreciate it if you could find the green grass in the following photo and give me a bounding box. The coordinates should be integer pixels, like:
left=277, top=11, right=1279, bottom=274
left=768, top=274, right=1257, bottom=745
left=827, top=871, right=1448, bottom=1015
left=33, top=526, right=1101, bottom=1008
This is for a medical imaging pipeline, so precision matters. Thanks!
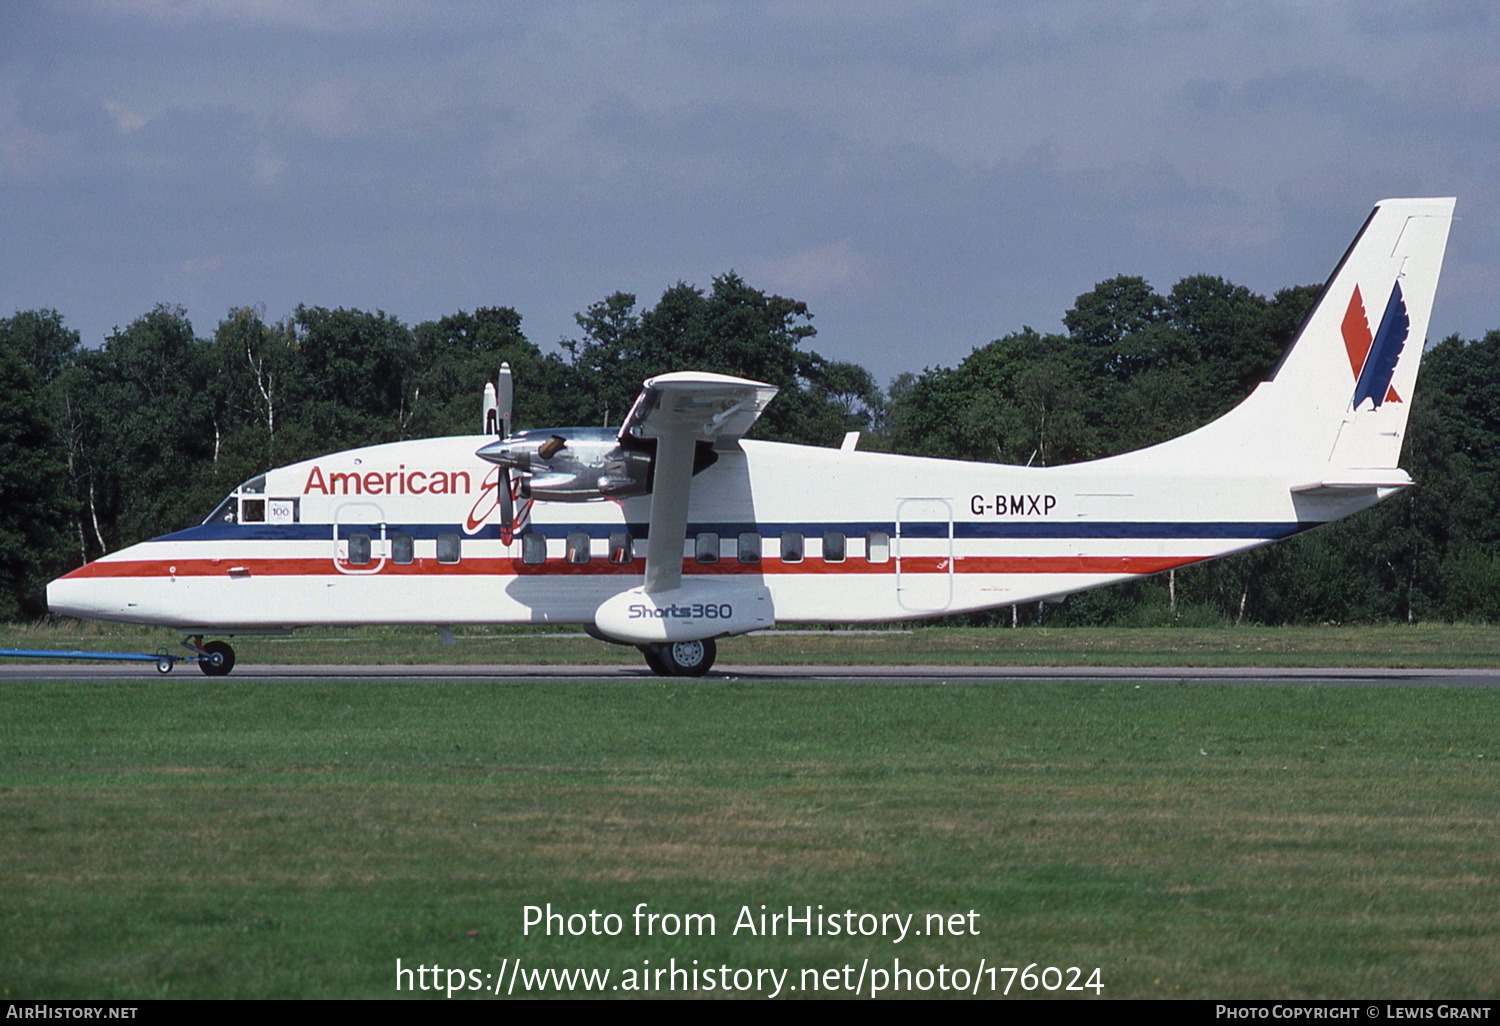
left=9, top=620, right=1500, bottom=667
left=2, top=679, right=1496, bottom=998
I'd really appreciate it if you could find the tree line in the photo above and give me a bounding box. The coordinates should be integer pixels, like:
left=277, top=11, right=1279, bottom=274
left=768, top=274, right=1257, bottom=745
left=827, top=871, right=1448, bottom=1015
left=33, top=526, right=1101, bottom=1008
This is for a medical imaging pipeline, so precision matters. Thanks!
left=3, top=269, right=1498, bottom=626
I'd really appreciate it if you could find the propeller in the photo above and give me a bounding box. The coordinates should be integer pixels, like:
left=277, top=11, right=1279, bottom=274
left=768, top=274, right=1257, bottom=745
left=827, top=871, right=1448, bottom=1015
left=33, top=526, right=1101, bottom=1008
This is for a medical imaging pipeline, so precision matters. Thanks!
left=496, top=363, right=514, bottom=534
left=497, top=362, right=513, bottom=439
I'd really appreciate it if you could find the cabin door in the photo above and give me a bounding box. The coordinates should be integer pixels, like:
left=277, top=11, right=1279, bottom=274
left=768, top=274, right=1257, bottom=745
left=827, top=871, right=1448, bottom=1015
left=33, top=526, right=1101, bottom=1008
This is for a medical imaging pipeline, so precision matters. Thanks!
left=1074, top=493, right=1134, bottom=566
left=333, top=501, right=387, bottom=575
left=896, top=498, right=953, bottom=612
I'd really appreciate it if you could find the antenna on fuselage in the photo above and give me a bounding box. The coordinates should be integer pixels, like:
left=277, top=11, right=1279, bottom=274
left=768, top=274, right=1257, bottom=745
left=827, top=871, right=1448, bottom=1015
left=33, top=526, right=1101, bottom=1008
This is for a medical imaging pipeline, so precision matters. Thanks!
left=482, top=383, right=498, bottom=434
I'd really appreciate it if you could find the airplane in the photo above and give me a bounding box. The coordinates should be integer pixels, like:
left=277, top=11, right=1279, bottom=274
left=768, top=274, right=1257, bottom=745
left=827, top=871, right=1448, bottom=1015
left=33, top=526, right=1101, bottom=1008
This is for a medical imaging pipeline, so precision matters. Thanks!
left=45, top=197, right=1455, bottom=677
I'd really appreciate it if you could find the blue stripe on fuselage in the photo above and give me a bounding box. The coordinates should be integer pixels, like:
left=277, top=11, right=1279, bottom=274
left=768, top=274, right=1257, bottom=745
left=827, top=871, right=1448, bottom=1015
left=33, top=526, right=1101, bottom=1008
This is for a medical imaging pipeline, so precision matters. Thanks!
left=155, top=520, right=1315, bottom=544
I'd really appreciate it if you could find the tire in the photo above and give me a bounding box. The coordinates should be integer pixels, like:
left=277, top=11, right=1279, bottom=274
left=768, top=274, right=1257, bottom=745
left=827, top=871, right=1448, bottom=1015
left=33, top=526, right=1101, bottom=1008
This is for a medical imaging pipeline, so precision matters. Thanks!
left=198, top=640, right=236, bottom=677
left=664, top=638, right=715, bottom=677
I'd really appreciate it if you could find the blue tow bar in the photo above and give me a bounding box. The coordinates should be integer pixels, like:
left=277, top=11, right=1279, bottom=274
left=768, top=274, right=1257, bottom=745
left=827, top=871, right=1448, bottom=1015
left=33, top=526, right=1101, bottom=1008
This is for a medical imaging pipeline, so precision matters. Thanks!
left=0, top=648, right=188, bottom=673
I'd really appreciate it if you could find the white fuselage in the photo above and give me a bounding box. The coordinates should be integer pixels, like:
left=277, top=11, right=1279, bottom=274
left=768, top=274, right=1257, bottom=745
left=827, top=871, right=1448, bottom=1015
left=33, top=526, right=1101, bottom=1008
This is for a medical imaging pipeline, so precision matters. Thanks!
left=45, top=433, right=1382, bottom=633
left=44, top=198, right=1455, bottom=649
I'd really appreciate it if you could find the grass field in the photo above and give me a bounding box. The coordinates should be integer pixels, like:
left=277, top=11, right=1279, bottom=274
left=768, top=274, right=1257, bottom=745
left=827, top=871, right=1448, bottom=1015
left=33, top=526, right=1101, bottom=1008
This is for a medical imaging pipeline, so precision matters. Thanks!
left=2, top=674, right=1496, bottom=999
left=11, top=619, right=1500, bottom=667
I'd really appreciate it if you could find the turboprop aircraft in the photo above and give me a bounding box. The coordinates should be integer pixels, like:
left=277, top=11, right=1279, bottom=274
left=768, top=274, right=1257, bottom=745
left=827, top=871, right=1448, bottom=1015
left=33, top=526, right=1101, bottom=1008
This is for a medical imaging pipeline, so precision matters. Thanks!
left=45, top=198, right=1455, bottom=676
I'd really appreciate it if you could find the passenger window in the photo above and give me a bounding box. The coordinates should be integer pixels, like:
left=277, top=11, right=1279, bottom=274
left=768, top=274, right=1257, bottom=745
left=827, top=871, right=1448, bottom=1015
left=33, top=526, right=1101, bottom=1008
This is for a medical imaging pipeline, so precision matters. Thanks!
left=609, top=532, right=633, bottom=564
left=566, top=532, right=591, bottom=564
left=866, top=530, right=890, bottom=564
left=823, top=531, right=846, bottom=563
left=695, top=532, right=719, bottom=563
left=240, top=498, right=266, bottom=523
left=391, top=533, right=414, bottom=565
left=436, top=532, right=461, bottom=565
left=738, top=532, right=761, bottom=564
left=521, top=532, right=547, bottom=565
left=780, top=532, right=804, bottom=563
left=347, top=533, right=371, bottom=565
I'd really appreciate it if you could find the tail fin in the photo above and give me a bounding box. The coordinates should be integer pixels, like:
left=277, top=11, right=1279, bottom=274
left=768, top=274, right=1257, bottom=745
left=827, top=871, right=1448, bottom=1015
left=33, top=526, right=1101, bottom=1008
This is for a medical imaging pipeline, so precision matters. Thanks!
left=1116, top=197, right=1455, bottom=475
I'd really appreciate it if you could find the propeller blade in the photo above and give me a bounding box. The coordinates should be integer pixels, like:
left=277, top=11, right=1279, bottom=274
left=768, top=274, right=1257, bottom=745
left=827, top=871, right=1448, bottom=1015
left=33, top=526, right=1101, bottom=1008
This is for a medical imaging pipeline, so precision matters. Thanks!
left=499, top=466, right=514, bottom=534
left=497, top=362, right=513, bottom=439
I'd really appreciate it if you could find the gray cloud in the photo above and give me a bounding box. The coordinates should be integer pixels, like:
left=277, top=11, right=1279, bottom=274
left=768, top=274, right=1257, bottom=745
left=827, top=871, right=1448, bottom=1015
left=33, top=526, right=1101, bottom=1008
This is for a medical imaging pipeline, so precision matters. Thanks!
left=2, top=0, right=1496, bottom=382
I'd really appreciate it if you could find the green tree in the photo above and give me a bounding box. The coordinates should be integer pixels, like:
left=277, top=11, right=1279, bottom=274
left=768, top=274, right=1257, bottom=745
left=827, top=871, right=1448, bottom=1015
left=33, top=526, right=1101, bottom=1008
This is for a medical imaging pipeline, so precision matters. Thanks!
left=284, top=306, right=410, bottom=449
left=405, top=307, right=570, bottom=437
left=1061, top=274, right=1166, bottom=369
left=1, top=310, right=91, bottom=566
left=0, top=332, right=73, bottom=617
left=1, top=309, right=78, bottom=385
left=1400, top=331, right=1500, bottom=621
left=887, top=329, right=1098, bottom=464
left=87, top=306, right=218, bottom=547
left=561, top=274, right=880, bottom=444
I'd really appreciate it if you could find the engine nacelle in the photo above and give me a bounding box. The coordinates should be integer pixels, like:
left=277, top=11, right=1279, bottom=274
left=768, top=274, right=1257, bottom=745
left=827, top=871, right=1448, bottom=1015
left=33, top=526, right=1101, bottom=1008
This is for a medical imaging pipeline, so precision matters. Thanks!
left=593, top=580, right=774, bottom=644
left=476, top=429, right=717, bottom=504
left=476, top=429, right=654, bottom=502
left=521, top=449, right=653, bottom=501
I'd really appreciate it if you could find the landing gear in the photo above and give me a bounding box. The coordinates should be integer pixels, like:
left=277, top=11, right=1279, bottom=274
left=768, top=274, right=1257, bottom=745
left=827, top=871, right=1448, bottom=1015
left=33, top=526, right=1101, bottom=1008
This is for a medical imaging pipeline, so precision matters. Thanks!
left=640, top=645, right=670, bottom=675
left=638, top=639, right=716, bottom=677
left=190, top=637, right=236, bottom=677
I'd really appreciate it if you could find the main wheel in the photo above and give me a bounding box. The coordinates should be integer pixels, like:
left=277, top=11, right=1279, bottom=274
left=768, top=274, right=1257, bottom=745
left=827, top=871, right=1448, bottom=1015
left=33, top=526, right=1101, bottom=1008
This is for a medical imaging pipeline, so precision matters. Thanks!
left=639, top=645, right=670, bottom=676
left=663, top=638, right=715, bottom=677
left=198, top=640, right=236, bottom=677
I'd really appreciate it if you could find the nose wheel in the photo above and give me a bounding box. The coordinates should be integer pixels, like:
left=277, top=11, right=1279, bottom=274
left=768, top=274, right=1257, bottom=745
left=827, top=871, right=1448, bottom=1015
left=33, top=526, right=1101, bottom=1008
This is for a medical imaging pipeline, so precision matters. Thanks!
left=639, top=639, right=715, bottom=677
left=188, top=637, right=237, bottom=677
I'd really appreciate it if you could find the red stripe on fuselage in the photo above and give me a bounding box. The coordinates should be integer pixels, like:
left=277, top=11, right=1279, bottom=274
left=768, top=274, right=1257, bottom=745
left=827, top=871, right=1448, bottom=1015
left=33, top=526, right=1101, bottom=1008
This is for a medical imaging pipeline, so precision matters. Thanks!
left=60, top=554, right=1196, bottom=580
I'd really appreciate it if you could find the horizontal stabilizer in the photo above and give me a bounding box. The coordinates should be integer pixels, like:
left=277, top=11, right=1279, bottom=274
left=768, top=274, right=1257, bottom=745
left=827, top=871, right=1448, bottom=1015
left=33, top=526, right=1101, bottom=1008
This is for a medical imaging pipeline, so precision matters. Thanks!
left=1291, top=469, right=1413, bottom=496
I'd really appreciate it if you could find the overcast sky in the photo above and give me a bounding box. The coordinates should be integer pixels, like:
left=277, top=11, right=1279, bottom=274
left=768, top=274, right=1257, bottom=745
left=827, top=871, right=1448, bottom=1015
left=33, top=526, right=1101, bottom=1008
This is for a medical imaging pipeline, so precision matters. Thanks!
left=3, top=1, right=1497, bottom=385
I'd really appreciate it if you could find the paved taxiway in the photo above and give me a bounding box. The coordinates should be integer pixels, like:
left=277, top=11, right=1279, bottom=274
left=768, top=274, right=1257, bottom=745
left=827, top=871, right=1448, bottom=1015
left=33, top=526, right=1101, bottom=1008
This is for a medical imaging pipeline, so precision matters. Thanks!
left=2, top=662, right=1500, bottom=686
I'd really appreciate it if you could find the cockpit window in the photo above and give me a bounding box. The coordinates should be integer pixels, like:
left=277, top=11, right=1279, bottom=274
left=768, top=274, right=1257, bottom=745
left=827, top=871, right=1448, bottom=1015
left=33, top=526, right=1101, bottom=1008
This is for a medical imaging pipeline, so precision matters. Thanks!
left=205, top=495, right=237, bottom=525
left=202, top=474, right=271, bottom=525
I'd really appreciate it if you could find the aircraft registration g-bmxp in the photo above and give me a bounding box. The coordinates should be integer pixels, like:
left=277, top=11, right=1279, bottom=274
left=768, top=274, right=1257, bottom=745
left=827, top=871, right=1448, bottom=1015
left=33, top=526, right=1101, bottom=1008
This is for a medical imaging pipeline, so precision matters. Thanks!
left=46, top=198, right=1455, bottom=676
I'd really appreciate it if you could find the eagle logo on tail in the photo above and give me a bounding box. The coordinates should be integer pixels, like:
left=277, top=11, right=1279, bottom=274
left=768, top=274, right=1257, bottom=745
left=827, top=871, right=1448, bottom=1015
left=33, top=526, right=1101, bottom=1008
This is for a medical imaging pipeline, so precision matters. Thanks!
left=1342, top=282, right=1409, bottom=410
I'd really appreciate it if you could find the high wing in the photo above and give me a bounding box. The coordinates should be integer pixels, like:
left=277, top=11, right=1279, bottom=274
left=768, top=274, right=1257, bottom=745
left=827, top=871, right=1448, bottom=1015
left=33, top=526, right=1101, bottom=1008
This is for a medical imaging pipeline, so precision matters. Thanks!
left=617, top=372, right=779, bottom=593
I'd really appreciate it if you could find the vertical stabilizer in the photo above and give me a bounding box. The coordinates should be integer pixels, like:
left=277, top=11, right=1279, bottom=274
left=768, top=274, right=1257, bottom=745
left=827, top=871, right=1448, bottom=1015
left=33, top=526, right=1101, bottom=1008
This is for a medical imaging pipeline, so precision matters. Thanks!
left=1113, top=198, right=1454, bottom=475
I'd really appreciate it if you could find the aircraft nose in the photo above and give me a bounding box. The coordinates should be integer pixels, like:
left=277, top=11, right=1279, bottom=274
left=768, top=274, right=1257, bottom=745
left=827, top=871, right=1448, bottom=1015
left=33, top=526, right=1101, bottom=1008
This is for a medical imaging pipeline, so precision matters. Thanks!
left=46, top=571, right=129, bottom=621
left=47, top=575, right=97, bottom=619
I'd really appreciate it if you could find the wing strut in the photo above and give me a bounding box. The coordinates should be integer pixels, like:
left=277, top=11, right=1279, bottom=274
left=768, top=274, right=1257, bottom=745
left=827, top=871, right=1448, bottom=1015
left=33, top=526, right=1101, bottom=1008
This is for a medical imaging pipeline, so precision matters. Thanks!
left=643, top=430, right=696, bottom=593
left=594, top=372, right=780, bottom=651
left=615, top=372, right=779, bottom=595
